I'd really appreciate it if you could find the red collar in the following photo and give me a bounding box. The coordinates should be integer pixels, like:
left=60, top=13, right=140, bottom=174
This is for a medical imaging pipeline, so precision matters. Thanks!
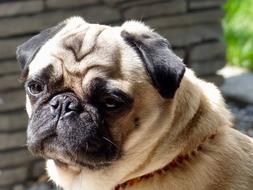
left=115, top=132, right=217, bottom=190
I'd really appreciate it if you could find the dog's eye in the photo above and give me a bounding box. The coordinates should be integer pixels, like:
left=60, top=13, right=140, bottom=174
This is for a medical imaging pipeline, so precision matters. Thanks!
left=103, top=96, right=124, bottom=111
left=27, top=81, right=45, bottom=96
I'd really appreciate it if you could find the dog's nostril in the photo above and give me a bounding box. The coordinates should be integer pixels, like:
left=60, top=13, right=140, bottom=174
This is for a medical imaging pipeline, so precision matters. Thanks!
left=49, top=99, right=61, bottom=116
left=50, top=99, right=60, bottom=109
left=65, top=101, right=83, bottom=113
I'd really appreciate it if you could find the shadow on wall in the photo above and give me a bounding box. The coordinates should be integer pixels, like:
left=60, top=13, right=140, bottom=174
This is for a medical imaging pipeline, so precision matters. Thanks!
left=0, top=0, right=226, bottom=189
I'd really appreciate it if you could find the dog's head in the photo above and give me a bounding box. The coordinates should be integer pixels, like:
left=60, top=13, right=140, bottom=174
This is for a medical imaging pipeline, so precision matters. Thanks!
left=16, top=17, right=185, bottom=170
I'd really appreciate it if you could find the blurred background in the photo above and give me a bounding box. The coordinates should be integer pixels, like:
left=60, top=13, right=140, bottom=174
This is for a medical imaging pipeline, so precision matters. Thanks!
left=0, top=0, right=252, bottom=190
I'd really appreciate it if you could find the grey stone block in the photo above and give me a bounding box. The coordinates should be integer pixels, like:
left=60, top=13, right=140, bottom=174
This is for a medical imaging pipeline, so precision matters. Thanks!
left=27, top=183, right=55, bottom=190
left=145, top=9, right=223, bottom=29
left=0, top=74, right=22, bottom=91
left=31, top=161, right=45, bottom=178
left=160, top=23, right=222, bottom=48
left=0, top=7, right=120, bottom=37
left=0, top=16, right=45, bottom=38
left=0, top=186, right=10, bottom=190
left=0, top=131, right=26, bottom=151
left=190, top=0, right=225, bottom=10
left=12, top=185, right=25, bottom=190
left=174, top=49, right=185, bottom=59
left=219, top=67, right=253, bottom=104
left=102, top=0, right=128, bottom=6
left=46, top=0, right=98, bottom=9
left=0, top=111, right=27, bottom=132
left=189, top=42, right=226, bottom=75
left=0, top=149, right=37, bottom=168
left=0, top=60, right=20, bottom=75
left=123, top=0, right=187, bottom=20
left=78, top=6, right=121, bottom=24
left=0, top=0, right=43, bottom=18
left=0, top=90, right=25, bottom=112
left=201, top=74, right=224, bottom=86
left=0, top=37, right=29, bottom=59
left=190, top=42, right=225, bottom=62
left=0, top=167, right=27, bottom=186
left=120, top=0, right=165, bottom=9
left=191, top=59, right=226, bottom=76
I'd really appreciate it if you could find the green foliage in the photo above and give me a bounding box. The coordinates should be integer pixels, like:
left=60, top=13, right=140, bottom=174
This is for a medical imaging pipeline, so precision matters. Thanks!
left=223, top=0, right=253, bottom=70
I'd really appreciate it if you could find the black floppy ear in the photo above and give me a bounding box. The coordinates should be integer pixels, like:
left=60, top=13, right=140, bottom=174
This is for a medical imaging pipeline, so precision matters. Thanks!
left=121, top=24, right=185, bottom=99
left=16, top=22, right=65, bottom=74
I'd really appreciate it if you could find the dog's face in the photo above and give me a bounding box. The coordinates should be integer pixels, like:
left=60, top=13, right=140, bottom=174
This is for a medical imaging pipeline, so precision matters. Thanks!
left=16, top=17, right=185, bottom=170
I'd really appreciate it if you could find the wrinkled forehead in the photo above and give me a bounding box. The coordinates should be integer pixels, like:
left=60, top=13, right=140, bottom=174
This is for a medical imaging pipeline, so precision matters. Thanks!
left=28, top=18, right=125, bottom=79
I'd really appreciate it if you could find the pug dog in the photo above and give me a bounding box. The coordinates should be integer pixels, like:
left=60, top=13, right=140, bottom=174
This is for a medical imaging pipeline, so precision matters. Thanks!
left=16, top=17, right=253, bottom=190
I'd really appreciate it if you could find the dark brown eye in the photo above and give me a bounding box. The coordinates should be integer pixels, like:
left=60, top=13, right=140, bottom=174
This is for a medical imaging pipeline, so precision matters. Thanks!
left=27, top=81, right=45, bottom=96
left=103, top=97, right=122, bottom=110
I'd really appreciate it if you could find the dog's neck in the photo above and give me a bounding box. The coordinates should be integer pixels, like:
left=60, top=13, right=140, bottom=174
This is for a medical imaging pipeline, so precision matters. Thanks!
left=115, top=131, right=217, bottom=190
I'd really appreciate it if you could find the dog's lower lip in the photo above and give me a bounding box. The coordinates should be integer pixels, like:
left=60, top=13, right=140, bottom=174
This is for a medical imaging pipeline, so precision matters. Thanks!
left=53, top=155, right=114, bottom=170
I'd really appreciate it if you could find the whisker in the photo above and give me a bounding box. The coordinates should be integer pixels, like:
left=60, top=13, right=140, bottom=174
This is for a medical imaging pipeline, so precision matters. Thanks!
left=102, top=137, right=118, bottom=148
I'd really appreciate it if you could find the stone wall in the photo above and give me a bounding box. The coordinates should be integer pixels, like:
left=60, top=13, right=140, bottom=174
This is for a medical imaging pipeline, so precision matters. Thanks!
left=0, top=0, right=225, bottom=189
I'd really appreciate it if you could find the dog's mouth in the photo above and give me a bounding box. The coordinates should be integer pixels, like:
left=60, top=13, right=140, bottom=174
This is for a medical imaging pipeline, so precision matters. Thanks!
left=53, top=157, right=113, bottom=170
left=27, top=125, right=119, bottom=170
left=43, top=146, right=116, bottom=170
left=27, top=127, right=119, bottom=170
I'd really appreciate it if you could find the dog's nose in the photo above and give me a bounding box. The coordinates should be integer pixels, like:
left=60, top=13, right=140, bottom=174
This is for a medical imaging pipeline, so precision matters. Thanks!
left=49, top=94, right=82, bottom=117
